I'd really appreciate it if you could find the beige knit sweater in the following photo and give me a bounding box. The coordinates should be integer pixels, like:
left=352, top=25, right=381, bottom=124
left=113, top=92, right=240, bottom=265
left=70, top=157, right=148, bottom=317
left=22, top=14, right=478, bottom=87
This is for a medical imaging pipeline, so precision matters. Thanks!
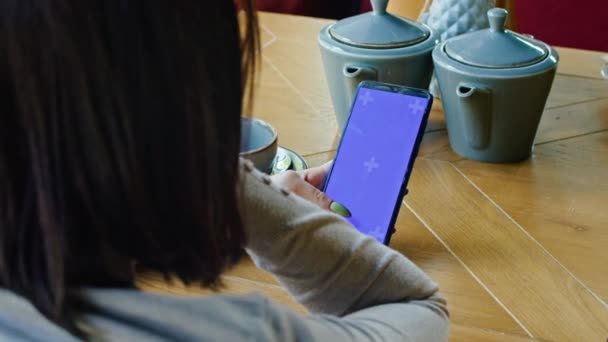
left=0, top=159, right=449, bottom=341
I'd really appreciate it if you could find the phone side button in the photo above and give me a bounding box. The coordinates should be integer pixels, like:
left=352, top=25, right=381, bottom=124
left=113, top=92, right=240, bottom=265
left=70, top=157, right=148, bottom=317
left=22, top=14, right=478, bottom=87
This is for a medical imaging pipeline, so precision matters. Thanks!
left=385, top=227, right=397, bottom=246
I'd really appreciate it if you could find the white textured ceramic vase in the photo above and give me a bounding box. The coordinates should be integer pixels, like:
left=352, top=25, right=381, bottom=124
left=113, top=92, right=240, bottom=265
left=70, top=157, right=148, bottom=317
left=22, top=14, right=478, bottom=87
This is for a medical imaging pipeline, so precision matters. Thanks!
left=420, top=0, right=496, bottom=41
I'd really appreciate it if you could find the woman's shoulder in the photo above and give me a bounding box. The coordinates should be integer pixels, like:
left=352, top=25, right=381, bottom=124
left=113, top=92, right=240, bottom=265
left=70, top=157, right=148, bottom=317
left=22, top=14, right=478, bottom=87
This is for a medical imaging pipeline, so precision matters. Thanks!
left=77, top=288, right=288, bottom=340
left=0, top=289, right=80, bottom=341
left=0, top=287, right=307, bottom=341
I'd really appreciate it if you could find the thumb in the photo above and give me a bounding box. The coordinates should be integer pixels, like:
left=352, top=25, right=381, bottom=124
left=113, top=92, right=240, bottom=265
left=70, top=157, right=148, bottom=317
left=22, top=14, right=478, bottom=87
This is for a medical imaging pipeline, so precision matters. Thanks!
left=297, top=181, right=351, bottom=218
left=299, top=161, right=333, bottom=190
left=297, top=180, right=333, bottom=211
left=272, top=169, right=351, bottom=217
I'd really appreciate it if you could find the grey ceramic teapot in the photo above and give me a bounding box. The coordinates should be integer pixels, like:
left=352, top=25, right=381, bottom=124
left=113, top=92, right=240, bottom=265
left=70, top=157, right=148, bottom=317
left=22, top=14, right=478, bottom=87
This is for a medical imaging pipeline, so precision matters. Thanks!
left=319, top=0, right=438, bottom=131
left=433, top=8, right=559, bottom=163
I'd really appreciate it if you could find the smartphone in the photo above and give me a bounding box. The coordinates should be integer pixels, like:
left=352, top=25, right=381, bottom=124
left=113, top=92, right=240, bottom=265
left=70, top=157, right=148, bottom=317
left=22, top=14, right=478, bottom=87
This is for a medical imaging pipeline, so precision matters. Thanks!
left=323, top=81, right=432, bottom=245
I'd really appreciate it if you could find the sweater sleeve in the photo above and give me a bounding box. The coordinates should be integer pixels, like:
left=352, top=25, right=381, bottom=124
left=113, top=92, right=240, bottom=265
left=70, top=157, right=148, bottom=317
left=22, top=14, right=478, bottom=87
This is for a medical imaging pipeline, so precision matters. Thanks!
left=266, top=295, right=449, bottom=342
left=238, top=159, right=448, bottom=339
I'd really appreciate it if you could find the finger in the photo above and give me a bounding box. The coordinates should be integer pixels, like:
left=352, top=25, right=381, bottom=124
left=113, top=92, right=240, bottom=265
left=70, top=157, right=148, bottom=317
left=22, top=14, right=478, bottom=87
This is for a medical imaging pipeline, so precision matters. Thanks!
left=295, top=181, right=333, bottom=210
left=272, top=168, right=349, bottom=215
left=300, top=160, right=333, bottom=190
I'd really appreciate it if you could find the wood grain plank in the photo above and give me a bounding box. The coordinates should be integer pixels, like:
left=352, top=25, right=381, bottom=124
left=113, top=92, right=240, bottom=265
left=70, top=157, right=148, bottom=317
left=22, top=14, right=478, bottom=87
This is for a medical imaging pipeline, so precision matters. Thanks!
left=393, top=208, right=528, bottom=335
left=417, top=130, right=463, bottom=162
left=556, top=47, right=608, bottom=80
left=259, top=23, right=277, bottom=50
left=536, top=98, right=608, bottom=144
left=302, top=150, right=335, bottom=167
left=405, top=158, right=608, bottom=341
left=256, top=58, right=288, bottom=87
left=455, top=131, right=608, bottom=302
left=546, top=75, right=608, bottom=109
left=261, top=39, right=335, bottom=116
left=250, top=74, right=338, bottom=155
left=259, top=12, right=333, bottom=42
left=450, top=324, right=549, bottom=342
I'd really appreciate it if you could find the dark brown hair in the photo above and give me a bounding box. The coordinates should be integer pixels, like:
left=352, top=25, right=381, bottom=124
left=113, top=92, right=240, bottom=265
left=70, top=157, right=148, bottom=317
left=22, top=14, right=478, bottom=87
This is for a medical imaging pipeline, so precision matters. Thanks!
left=0, top=0, right=259, bottom=333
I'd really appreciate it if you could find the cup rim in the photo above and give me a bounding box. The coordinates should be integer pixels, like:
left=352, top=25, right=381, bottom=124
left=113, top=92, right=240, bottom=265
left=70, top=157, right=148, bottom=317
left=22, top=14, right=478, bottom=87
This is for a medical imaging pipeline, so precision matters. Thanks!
left=240, top=117, right=278, bottom=156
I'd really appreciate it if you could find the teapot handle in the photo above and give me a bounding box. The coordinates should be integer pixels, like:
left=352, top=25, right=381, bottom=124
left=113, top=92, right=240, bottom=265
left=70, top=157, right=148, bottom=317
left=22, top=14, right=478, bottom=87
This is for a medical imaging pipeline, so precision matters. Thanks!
left=343, top=65, right=377, bottom=107
left=457, top=83, right=493, bottom=150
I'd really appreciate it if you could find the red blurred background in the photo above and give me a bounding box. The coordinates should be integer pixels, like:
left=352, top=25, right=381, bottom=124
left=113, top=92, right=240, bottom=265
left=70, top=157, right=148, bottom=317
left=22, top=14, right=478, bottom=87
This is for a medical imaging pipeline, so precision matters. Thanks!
left=513, top=0, right=607, bottom=52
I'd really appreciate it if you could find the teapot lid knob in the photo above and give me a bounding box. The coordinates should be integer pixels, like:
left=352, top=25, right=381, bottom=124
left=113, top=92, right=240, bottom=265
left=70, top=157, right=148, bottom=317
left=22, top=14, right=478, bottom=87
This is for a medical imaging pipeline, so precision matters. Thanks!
left=371, top=0, right=389, bottom=15
left=488, top=8, right=508, bottom=32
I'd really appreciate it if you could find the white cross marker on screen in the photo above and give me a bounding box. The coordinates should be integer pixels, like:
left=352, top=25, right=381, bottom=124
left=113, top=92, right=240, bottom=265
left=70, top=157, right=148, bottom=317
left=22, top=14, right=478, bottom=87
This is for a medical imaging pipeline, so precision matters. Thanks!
left=359, top=90, right=374, bottom=106
left=408, top=99, right=426, bottom=115
left=364, top=157, right=379, bottom=173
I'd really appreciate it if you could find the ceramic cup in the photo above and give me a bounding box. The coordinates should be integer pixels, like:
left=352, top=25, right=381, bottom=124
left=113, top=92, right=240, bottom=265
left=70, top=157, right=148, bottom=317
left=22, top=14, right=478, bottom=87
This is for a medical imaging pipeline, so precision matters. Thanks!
left=240, top=118, right=278, bottom=173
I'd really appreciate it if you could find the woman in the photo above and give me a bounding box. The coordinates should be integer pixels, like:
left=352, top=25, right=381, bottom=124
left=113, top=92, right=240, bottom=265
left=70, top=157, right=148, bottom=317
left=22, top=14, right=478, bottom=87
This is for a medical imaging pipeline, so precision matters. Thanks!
left=0, top=0, right=448, bottom=340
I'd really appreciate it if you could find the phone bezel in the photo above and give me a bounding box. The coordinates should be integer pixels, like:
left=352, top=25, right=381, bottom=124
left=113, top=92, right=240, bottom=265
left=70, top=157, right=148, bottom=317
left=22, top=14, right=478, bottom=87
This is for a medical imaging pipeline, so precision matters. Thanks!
left=322, top=80, right=433, bottom=245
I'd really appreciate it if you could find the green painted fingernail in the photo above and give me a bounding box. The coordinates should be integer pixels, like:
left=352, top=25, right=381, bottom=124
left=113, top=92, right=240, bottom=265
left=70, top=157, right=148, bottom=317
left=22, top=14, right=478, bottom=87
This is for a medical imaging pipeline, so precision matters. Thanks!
left=330, top=202, right=351, bottom=217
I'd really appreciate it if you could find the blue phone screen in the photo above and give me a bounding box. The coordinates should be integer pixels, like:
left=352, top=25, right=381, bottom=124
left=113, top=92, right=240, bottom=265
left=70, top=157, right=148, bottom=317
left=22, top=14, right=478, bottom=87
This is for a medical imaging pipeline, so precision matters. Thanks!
left=324, top=85, right=430, bottom=243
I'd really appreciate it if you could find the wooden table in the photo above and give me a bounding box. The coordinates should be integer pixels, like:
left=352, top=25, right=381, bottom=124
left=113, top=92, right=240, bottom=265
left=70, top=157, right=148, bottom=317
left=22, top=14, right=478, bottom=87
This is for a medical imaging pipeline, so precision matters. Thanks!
left=139, top=12, right=608, bottom=341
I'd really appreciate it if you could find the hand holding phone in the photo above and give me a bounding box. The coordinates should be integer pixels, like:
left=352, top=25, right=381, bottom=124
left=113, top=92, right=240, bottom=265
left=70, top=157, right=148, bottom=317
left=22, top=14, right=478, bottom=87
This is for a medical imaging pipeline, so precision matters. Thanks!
left=270, top=162, right=335, bottom=210
left=323, top=81, right=432, bottom=245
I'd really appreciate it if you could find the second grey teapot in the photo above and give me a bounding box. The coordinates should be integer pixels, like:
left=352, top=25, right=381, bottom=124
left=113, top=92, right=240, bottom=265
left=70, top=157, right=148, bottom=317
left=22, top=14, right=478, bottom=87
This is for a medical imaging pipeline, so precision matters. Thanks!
left=433, top=8, right=559, bottom=163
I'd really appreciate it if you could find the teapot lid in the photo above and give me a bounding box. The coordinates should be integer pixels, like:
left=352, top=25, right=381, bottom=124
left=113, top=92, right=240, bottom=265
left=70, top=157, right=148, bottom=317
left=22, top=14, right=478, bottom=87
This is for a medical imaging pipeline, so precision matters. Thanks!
left=444, top=8, right=548, bottom=68
left=329, top=0, right=430, bottom=49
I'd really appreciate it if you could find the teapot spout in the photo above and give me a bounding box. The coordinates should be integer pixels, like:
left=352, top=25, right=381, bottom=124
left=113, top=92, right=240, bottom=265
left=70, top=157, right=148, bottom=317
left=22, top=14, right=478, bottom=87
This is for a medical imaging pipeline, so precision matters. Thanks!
left=457, top=83, right=492, bottom=150
left=343, top=65, right=377, bottom=105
